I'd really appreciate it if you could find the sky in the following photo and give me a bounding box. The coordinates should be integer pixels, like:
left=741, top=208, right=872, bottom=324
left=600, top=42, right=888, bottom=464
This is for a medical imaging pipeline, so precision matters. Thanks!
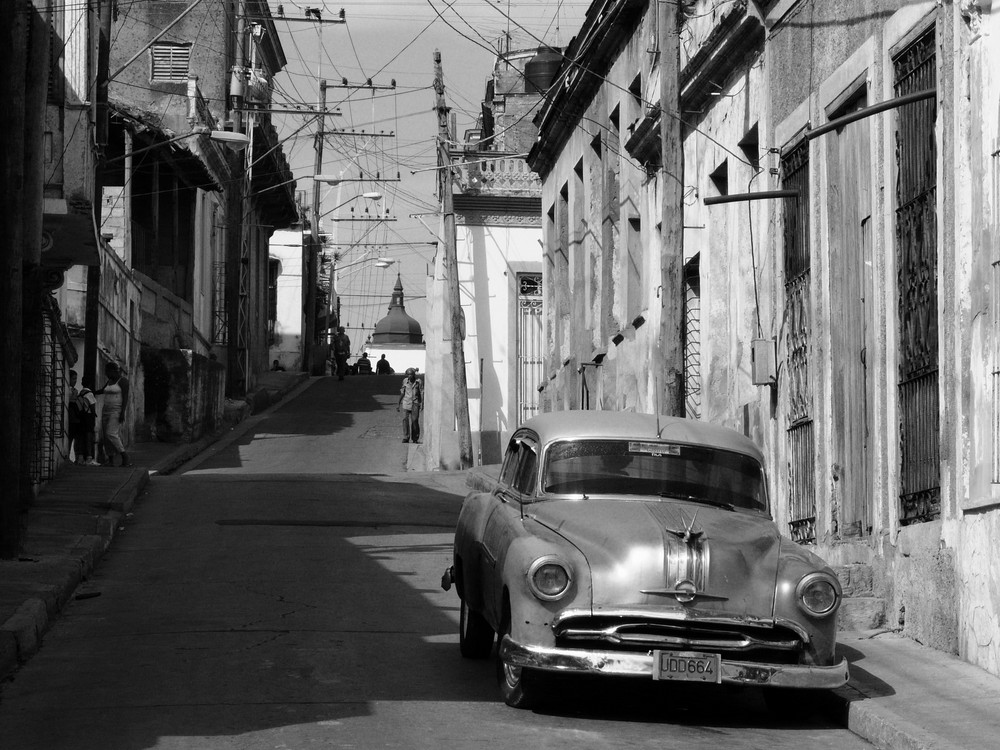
left=266, top=0, right=589, bottom=351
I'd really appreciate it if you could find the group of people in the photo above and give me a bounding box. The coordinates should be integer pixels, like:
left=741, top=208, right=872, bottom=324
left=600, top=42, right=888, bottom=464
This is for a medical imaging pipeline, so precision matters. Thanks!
left=66, top=362, right=131, bottom=468
left=330, top=328, right=423, bottom=443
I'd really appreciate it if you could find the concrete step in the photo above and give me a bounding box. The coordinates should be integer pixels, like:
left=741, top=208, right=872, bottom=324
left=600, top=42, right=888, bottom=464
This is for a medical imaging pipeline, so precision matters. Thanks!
left=839, top=596, right=887, bottom=631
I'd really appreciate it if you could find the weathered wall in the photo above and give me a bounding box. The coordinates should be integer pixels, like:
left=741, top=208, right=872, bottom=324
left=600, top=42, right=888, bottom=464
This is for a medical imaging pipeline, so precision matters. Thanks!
left=109, top=0, right=233, bottom=130
left=539, top=2, right=664, bottom=416
left=140, top=347, right=225, bottom=442
left=138, top=273, right=195, bottom=351
left=457, top=222, right=542, bottom=465
left=953, top=3, right=1000, bottom=674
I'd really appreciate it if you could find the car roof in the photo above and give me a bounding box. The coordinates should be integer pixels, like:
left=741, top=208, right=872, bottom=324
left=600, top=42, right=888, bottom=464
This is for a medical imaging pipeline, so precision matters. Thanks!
left=519, top=411, right=765, bottom=463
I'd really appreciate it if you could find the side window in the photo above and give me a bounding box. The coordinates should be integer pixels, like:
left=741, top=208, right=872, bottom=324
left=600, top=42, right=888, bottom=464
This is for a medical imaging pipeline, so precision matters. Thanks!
left=513, top=444, right=538, bottom=495
left=498, top=440, right=522, bottom=488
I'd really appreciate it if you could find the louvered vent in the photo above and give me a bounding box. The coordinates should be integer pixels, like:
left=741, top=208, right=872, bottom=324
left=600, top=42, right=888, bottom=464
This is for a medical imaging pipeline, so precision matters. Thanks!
left=150, top=44, right=191, bottom=82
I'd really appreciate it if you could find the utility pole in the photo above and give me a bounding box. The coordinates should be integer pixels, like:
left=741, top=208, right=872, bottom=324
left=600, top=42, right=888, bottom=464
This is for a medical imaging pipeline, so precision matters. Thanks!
left=85, top=0, right=114, bottom=388
left=304, top=79, right=327, bottom=374
left=659, top=0, right=684, bottom=416
left=1, top=0, right=29, bottom=557
left=433, top=50, right=473, bottom=469
left=20, top=0, right=50, bottom=533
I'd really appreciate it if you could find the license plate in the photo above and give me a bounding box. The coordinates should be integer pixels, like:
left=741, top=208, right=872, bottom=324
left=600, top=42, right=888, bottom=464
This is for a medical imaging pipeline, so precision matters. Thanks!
left=653, top=651, right=721, bottom=683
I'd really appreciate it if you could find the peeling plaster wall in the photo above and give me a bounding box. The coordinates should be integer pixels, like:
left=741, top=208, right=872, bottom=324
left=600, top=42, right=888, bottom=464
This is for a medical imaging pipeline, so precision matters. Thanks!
left=681, top=39, right=768, bottom=440
left=765, top=0, right=1000, bottom=674
left=538, top=3, right=664, bottom=414
left=955, top=4, right=1000, bottom=675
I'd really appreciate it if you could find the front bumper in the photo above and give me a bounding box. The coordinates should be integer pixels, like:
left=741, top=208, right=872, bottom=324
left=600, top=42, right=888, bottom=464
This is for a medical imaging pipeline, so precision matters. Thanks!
left=499, top=635, right=849, bottom=689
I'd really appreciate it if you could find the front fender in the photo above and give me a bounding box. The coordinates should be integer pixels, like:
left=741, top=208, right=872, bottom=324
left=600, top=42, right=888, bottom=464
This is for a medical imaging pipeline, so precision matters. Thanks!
left=500, top=518, right=592, bottom=649
left=774, top=539, right=842, bottom=665
left=453, top=491, right=496, bottom=607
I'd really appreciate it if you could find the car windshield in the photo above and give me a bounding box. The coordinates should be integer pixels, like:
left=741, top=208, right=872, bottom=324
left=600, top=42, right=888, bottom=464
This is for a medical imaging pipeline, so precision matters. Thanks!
left=541, top=439, right=768, bottom=513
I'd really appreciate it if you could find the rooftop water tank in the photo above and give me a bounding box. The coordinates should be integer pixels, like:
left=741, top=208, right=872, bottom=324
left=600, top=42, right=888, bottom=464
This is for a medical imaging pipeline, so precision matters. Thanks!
left=524, top=48, right=562, bottom=94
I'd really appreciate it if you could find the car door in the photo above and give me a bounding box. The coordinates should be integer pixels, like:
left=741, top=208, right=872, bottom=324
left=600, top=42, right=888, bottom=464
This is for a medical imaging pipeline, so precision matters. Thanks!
left=480, top=433, right=539, bottom=625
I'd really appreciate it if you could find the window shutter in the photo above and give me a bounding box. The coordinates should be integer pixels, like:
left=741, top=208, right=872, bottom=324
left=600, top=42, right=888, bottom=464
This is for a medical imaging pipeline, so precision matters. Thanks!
left=150, top=44, right=191, bottom=82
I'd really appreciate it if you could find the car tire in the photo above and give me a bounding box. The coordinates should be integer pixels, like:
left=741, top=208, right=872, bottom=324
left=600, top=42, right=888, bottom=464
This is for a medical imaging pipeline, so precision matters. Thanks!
left=496, top=611, right=540, bottom=709
left=459, top=598, right=494, bottom=658
left=498, top=655, right=540, bottom=709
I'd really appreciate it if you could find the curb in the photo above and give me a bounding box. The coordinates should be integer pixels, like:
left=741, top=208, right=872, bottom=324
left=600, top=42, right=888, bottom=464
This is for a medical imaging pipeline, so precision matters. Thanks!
left=822, top=686, right=964, bottom=750
left=0, top=469, right=150, bottom=684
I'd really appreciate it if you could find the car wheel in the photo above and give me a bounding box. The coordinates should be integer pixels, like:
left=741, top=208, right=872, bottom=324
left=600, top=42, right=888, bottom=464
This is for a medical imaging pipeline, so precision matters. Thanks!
left=496, top=610, right=540, bottom=709
left=459, top=598, right=494, bottom=658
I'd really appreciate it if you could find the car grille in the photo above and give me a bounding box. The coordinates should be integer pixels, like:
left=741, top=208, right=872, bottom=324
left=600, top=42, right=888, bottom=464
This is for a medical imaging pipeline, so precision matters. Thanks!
left=554, top=615, right=804, bottom=664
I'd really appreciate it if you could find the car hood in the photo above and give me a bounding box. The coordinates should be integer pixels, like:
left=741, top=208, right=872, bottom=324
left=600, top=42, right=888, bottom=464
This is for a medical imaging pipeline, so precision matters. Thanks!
left=529, top=499, right=781, bottom=619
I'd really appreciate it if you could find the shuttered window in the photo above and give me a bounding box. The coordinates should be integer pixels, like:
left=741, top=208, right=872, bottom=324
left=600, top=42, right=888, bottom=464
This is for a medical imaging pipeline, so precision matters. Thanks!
left=150, top=43, right=191, bottom=82
left=782, top=140, right=815, bottom=544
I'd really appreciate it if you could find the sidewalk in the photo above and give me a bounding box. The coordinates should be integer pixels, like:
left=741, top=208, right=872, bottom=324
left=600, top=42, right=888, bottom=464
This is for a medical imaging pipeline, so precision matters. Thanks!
left=0, top=370, right=309, bottom=683
left=4, top=436, right=1000, bottom=749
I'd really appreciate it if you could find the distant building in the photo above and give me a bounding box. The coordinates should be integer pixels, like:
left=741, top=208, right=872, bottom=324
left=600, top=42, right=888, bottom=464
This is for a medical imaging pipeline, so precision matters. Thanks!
left=367, top=275, right=425, bottom=374
left=268, top=224, right=308, bottom=372
left=99, top=0, right=297, bottom=440
left=422, top=42, right=552, bottom=469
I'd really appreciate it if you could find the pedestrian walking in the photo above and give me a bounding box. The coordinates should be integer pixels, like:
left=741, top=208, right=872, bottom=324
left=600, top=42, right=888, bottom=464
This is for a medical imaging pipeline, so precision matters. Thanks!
left=375, top=354, right=393, bottom=375
left=397, top=368, right=422, bottom=443
left=333, top=326, right=351, bottom=381
left=94, top=362, right=131, bottom=467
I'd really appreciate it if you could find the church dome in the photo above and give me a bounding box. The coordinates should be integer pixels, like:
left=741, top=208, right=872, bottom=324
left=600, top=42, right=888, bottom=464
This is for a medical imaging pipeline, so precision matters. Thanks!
left=371, top=274, right=424, bottom=344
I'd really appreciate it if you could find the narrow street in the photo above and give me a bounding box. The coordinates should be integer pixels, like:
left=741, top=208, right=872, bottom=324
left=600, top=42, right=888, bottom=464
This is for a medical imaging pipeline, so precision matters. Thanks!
left=0, top=377, right=870, bottom=749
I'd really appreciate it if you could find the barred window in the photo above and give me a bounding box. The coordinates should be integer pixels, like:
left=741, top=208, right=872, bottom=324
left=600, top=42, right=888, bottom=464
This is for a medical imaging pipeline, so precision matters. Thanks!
left=150, top=43, right=191, bottom=82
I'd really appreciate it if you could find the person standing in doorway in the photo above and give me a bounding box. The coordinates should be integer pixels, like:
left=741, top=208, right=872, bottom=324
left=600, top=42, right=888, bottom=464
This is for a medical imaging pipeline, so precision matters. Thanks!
left=397, top=368, right=422, bottom=443
left=95, top=362, right=131, bottom=467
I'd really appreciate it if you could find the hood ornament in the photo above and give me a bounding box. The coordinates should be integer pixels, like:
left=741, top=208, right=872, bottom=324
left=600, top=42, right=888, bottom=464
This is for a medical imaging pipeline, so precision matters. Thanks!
left=665, top=509, right=703, bottom=546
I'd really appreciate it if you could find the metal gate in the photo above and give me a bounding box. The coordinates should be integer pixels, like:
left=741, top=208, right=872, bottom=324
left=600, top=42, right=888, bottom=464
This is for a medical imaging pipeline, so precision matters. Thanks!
left=516, top=273, right=543, bottom=425
left=683, top=255, right=702, bottom=419
left=783, top=140, right=816, bottom=544
left=894, top=27, right=940, bottom=525
left=30, top=298, right=71, bottom=485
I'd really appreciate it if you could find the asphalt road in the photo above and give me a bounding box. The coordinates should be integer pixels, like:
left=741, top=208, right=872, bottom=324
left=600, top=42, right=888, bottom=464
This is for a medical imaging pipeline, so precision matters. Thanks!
left=0, top=377, right=872, bottom=749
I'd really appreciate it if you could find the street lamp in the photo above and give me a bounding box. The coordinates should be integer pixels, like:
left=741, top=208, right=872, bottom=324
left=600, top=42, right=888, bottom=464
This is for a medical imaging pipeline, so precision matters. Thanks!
left=319, top=191, right=383, bottom=220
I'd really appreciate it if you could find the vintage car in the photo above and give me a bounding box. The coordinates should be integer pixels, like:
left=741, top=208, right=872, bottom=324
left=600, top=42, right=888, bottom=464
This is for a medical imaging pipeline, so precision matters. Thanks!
left=442, top=411, right=849, bottom=708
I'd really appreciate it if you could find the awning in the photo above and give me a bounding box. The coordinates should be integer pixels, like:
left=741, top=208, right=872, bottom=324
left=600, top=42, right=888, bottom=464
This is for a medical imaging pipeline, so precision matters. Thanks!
left=41, top=208, right=100, bottom=267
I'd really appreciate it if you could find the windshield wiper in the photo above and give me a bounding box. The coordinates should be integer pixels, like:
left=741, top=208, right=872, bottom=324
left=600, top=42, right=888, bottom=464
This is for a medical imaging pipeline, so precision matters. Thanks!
left=659, top=492, right=736, bottom=511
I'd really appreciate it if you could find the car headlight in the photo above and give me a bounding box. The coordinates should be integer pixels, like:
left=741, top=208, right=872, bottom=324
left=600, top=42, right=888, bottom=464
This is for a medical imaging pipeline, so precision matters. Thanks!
left=527, top=556, right=572, bottom=601
left=795, top=572, right=840, bottom=617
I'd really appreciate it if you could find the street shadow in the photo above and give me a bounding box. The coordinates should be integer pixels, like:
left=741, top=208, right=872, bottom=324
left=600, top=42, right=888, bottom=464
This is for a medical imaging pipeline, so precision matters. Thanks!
left=3, top=470, right=859, bottom=749
left=189, top=375, right=410, bottom=472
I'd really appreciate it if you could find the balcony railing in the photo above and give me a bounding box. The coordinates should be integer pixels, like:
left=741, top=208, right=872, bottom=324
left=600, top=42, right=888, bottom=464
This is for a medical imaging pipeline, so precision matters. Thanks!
left=458, top=153, right=541, bottom=196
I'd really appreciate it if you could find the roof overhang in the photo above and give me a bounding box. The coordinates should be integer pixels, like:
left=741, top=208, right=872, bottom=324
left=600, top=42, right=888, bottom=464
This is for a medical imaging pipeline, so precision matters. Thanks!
left=41, top=203, right=100, bottom=268
left=527, top=0, right=648, bottom=179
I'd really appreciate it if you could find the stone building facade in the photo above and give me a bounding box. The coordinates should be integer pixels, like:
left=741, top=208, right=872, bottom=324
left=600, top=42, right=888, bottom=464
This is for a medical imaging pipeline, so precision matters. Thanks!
left=422, top=44, right=549, bottom=469
left=528, top=0, right=1000, bottom=677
